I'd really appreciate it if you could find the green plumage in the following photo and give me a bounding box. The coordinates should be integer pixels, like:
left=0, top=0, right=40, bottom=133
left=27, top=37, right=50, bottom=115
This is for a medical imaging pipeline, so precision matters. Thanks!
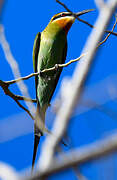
left=33, top=23, right=67, bottom=110
left=32, top=9, right=94, bottom=171
left=32, top=21, right=67, bottom=170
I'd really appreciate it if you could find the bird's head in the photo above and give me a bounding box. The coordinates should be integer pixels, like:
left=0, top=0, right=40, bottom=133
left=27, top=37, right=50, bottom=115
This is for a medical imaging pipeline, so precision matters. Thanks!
left=49, top=9, right=94, bottom=34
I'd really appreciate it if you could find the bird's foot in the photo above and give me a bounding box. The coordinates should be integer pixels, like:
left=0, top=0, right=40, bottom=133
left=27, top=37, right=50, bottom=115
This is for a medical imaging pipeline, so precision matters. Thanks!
left=55, top=64, right=59, bottom=71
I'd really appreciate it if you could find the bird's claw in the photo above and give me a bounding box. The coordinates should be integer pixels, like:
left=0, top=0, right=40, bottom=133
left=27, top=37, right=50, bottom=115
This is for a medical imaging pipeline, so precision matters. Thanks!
left=55, top=64, right=59, bottom=71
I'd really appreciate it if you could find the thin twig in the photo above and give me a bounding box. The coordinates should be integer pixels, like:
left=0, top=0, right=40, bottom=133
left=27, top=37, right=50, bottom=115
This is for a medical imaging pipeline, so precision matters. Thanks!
left=97, top=14, right=117, bottom=47
left=73, top=167, right=88, bottom=180
left=15, top=100, right=34, bottom=120
left=3, top=55, right=85, bottom=85
left=6, top=72, right=40, bottom=85
left=0, top=24, right=36, bottom=118
left=56, top=0, right=71, bottom=12
left=0, top=80, right=35, bottom=119
left=78, top=17, right=117, bottom=36
left=0, top=80, right=36, bottom=102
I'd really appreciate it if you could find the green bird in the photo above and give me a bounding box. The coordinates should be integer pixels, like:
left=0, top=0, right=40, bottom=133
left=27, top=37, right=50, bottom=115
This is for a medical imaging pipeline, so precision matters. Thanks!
left=32, top=9, right=94, bottom=170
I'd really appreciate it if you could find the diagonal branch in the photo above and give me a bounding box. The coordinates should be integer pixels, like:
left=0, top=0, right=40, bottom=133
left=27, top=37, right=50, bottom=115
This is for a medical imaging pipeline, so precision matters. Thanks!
left=97, top=14, right=117, bottom=47
left=27, top=133, right=117, bottom=179
left=6, top=72, right=40, bottom=85
left=0, top=80, right=35, bottom=119
left=78, top=17, right=117, bottom=36
left=0, top=80, right=36, bottom=102
left=15, top=100, right=34, bottom=120
left=0, top=24, right=36, bottom=119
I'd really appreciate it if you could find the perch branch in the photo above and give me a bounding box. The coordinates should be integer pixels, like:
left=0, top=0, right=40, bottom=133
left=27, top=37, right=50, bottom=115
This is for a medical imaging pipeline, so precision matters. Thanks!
left=78, top=17, right=117, bottom=36
left=27, top=133, right=117, bottom=179
left=0, top=80, right=35, bottom=119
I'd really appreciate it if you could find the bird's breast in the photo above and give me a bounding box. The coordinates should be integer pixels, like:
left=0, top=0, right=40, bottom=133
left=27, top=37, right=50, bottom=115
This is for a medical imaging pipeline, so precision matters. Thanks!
left=38, top=31, right=66, bottom=71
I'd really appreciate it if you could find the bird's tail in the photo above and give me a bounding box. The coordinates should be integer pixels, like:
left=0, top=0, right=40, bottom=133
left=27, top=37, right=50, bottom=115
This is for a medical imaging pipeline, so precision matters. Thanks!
left=32, top=134, right=41, bottom=171
left=31, top=102, right=47, bottom=172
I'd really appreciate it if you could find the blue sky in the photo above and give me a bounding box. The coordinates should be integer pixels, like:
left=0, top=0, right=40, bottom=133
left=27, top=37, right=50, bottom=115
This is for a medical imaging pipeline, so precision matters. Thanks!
left=0, top=0, right=117, bottom=179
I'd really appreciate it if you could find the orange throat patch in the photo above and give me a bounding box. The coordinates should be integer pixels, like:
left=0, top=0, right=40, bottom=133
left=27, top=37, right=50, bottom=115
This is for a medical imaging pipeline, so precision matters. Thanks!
left=56, top=17, right=74, bottom=34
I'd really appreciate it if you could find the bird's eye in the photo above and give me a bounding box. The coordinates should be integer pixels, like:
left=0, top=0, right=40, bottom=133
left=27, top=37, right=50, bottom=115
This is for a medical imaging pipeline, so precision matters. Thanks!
left=52, top=13, right=66, bottom=21
left=61, top=13, right=66, bottom=17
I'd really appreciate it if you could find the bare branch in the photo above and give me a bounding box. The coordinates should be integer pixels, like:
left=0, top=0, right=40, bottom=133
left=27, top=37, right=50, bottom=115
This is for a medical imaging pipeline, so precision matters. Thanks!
left=15, top=100, right=34, bottom=120
left=56, top=0, right=71, bottom=12
left=6, top=72, right=40, bottom=85
left=3, top=55, right=84, bottom=85
left=97, top=14, right=117, bottom=47
left=1, top=83, right=36, bottom=103
left=0, top=80, right=35, bottom=101
left=27, top=133, right=117, bottom=179
left=78, top=17, right=117, bottom=36
left=0, top=24, right=36, bottom=117
left=0, top=80, right=36, bottom=101
left=0, top=80, right=35, bottom=119
left=0, top=25, right=38, bottom=122
left=72, top=167, right=89, bottom=180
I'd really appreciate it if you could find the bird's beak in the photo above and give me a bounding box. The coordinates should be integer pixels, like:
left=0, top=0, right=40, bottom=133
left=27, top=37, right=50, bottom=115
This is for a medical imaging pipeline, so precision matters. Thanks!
left=65, top=8, right=95, bottom=25
left=74, top=9, right=95, bottom=18
left=54, top=9, right=95, bottom=34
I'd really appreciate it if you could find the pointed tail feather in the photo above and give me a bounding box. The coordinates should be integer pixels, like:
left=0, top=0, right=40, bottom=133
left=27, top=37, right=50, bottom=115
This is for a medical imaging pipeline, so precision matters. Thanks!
left=32, top=135, right=40, bottom=171
left=31, top=102, right=48, bottom=172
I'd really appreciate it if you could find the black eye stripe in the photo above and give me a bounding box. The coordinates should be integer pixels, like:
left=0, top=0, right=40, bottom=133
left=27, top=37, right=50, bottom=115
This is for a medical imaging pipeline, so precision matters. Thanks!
left=52, top=14, right=62, bottom=21
left=52, top=13, right=72, bottom=21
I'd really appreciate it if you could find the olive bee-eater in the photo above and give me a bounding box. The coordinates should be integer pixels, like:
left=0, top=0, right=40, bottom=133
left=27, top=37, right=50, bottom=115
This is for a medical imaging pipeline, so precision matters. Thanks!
left=32, top=9, right=94, bottom=170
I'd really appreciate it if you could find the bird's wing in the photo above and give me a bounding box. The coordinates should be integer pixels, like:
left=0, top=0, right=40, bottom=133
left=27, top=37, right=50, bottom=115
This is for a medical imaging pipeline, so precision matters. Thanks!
left=32, top=32, right=41, bottom=171
left=48, top=40, right=67, bottom=103
left=32, top=32, right=41, bottom=98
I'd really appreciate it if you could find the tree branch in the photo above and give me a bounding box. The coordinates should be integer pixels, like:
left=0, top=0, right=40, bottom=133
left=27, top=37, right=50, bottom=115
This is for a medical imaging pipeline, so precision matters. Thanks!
left=0, top=80, right=35, bottom=119
left=6, top=72, right=40, bottom=85
left=27, top=133, right=117, bottom=179
left=78, top=17, right=117, bottom=36
left=97, top=14, right=117, bottom=47
left=0, top=24, right=37, bottom=120
left=0, top=80, right=36, bottom=102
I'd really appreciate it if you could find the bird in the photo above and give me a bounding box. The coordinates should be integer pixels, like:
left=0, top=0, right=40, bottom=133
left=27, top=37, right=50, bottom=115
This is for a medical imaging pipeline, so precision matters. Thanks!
left=32, top=9, right=94, bottom=170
